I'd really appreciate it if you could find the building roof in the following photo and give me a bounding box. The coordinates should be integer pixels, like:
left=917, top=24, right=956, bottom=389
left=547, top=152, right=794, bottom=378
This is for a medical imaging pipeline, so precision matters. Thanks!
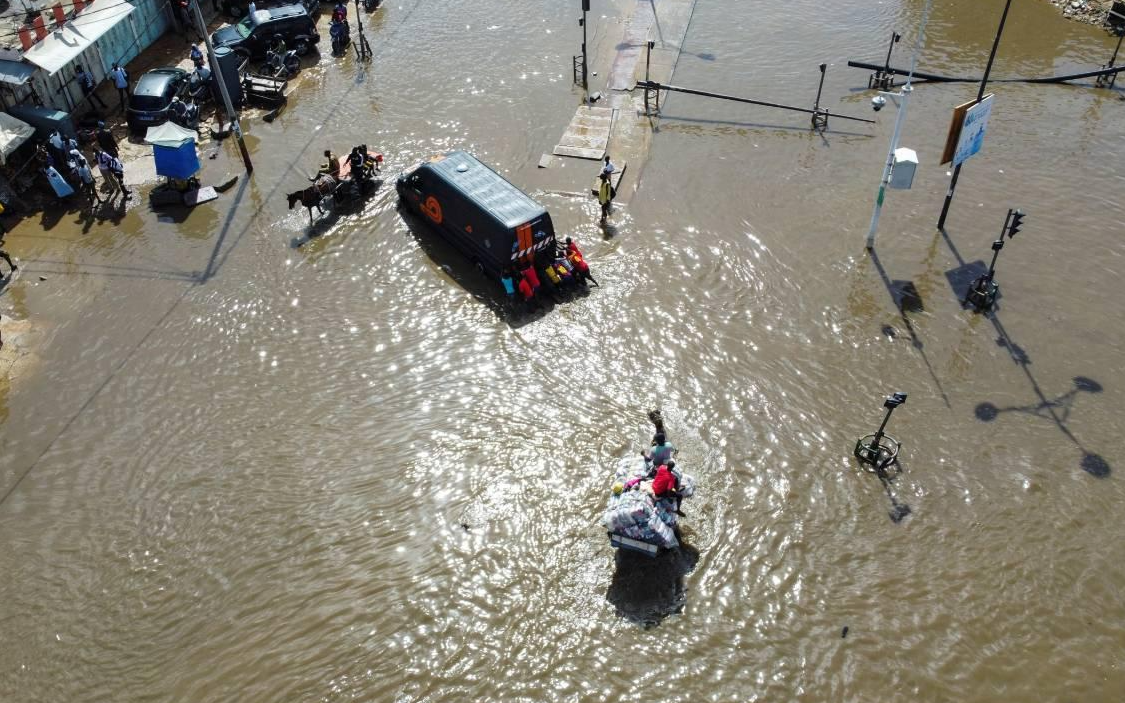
left=0, top=111, right=36, bottom=164
left=0, top=59, right=37, bottom=87
left=22, top=0, right=136, bottom=76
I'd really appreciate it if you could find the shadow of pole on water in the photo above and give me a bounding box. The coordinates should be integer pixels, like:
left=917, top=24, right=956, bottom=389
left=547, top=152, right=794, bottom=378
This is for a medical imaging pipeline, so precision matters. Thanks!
left=937, top=228, right=1110, bottom=478
left=606, top=542, right=699, bottom=628
left=868, top=248, right=951, bottom=408
left=873, top=461, right=912, bottom=524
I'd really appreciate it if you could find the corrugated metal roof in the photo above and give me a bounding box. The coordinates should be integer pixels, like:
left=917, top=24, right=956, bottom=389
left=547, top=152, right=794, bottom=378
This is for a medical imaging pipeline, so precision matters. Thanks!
left=23, top=0, right=136, bottom=75
left=430, top=151, right=546, bottom=228
left=0, top=59, right=37, bottom=86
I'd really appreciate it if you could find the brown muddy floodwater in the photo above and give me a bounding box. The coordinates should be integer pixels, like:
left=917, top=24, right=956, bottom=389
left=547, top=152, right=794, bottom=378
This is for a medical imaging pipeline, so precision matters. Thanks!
left=2, top=0, right=1125, bottom=700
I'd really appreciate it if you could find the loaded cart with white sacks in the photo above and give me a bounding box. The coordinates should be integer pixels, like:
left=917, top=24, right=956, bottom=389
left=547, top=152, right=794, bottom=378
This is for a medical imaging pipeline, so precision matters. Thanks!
left=601, top=411, right=696, bottom=557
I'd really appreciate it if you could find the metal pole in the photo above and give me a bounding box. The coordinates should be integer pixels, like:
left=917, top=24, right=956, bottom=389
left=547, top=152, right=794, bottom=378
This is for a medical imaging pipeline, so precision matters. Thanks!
left=871, top=406, right=894, bottom=449
left=644, top=39, right=652, bottom=113
left=866, top=0, right=931, bottom=250
left=813, top=62, right=826, bottom=113
left=636, top=80, right=876, bottom=123
left=191, top=0, right=252, bottom=173
left=883, top=32, right=901, bottom=75
left=1111, top=29, right=1124, bottom=67
left=985, top=240, right=1003, bottom=278
left=937, top=0, right=1012, bottom=230
left=353, top=0, right=367, bottom=60
left=581, top=3, right=588, bottom=95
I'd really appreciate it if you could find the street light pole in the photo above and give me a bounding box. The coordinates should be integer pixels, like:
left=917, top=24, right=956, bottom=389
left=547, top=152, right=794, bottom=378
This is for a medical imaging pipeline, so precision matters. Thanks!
left=866, top=0, right=931, bottom=250
left=190, top=0, right=252, bottom=174
left=936, top=0, right=1012, bottom=230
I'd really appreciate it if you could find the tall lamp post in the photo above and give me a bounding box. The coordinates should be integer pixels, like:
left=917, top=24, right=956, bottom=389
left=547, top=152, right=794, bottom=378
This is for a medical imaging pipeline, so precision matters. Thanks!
left=866, top=0, right=932, bottom=250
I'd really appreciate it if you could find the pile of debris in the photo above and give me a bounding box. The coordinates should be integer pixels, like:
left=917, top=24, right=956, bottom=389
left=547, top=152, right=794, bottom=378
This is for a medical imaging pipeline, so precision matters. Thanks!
left=1048, top=0, right=1118, bottom=28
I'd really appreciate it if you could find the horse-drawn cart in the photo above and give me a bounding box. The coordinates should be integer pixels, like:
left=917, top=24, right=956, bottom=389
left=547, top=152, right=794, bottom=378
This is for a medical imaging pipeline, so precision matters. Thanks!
left=242, top=73, right=288, bottom=106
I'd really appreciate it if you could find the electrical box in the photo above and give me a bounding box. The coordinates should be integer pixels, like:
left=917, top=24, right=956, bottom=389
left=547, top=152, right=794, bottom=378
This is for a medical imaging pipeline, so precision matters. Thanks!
left=889, top=147, right=918, bottom=190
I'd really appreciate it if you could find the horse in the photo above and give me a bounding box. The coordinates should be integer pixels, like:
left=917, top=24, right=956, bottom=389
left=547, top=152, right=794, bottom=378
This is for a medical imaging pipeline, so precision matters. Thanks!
left=287, top=175, right=338, bottom=225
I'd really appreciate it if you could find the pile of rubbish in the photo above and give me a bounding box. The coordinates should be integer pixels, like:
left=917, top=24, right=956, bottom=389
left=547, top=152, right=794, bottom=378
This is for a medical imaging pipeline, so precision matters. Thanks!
left=602, top=456, right=695, bottom=554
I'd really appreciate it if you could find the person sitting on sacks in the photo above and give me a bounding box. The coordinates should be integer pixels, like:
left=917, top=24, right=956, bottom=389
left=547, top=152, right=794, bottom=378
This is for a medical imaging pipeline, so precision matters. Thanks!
left=651, top=460, right=686, bottom=517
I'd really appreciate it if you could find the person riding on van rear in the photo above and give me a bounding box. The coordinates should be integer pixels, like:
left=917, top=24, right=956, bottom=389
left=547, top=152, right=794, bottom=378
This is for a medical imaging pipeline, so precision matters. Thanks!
left=521, top=265, right=540, bottom=293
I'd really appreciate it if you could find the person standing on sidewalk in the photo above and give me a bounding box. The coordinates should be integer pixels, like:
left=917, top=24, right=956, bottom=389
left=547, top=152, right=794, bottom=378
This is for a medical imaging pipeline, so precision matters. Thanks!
left=75, top=65, right=108, bottom=110
left=109, top=63, right=130, bottom=111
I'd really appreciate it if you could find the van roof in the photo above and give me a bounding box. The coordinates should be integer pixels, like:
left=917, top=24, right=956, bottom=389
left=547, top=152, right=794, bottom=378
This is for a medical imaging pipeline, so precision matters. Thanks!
left=427, top=151, right=547, bottom=229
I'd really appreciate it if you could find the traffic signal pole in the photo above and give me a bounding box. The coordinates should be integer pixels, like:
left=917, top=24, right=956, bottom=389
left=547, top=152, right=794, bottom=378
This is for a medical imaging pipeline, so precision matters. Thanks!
left=937, top=0, right=1011, bottom=230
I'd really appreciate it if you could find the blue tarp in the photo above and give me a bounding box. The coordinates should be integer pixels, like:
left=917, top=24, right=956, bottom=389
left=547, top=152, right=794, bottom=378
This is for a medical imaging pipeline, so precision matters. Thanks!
left=153, top=142, right=200, bottom=179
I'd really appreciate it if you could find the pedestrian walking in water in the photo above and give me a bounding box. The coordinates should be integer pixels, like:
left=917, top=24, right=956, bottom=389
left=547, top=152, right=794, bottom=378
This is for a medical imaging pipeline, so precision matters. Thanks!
left=0, top=247, right=17, bottom=276
left=96, top=122, right=119, bottom=158
left=109, top=63, right=129, bottom=111
left=597, top=172, right=612, bottom=224
left=75, top=65, right=107, bottom=110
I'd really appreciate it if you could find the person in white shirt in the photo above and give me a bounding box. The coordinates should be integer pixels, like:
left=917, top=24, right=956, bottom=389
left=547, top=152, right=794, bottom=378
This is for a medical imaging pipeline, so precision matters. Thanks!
left=109, top=63, right=129, bottom=111
left=600, top=154, right=615, bottom=178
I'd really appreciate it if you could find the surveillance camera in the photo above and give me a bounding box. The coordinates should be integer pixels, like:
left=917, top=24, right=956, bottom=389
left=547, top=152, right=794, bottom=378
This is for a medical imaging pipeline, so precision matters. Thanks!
left=871, top=95, right=887, bottom=112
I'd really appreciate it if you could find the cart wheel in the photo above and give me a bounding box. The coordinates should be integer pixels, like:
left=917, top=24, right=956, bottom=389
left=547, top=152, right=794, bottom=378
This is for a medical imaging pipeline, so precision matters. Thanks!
left=294, top=39, right=310, bottom=56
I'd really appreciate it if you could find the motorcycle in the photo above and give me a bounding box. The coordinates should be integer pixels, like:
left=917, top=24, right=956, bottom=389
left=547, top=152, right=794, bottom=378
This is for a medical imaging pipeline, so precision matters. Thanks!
left=261, top=46, right=300, bottom=79
left=186, top=67, right=212, bottom=102
left=169, top=98, right=200, bottom=130
left=329, top=18, right=350, bottom=55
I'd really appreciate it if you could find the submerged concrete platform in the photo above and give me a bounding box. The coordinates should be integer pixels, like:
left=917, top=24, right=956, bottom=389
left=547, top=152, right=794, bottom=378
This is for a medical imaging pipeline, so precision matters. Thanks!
left=547, top=0, right=699, bottom=206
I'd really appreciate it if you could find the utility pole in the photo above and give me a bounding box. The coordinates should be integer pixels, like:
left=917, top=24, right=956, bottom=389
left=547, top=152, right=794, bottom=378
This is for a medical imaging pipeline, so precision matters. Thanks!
left=936, top=0, right=1012, bottom=230
left=190, top=0, right=252, bottom=173
left=866, top=0, right=931, bottom=250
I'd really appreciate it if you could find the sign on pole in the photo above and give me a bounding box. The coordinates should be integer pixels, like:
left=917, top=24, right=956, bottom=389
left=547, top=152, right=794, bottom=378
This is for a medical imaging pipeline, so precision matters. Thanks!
left=939, top=93, right=994, bottom=166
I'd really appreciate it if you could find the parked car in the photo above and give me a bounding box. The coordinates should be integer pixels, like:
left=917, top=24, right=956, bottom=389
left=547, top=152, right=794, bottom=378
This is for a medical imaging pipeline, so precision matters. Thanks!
left=126, top=68, right=189, bottom=132
left=396, top=151, right=558, bottom=279
left=211, top=5, right=320, bottom=59
left=220, top=0, right=318, bottom=19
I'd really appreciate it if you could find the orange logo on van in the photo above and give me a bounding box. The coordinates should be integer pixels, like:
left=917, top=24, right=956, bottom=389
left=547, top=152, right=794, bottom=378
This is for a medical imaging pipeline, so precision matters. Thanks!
left=422, top=196, right=443, bottom=224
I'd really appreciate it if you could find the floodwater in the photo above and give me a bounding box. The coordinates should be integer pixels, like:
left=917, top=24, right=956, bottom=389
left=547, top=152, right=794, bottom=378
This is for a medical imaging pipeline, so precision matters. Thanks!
left=3, top=0, right=1125, bottom=699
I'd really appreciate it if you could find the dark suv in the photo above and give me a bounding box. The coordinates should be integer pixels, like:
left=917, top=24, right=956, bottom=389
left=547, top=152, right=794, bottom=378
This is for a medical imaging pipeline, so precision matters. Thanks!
left=211, top=4, right=320, bottom=59
left=126, top=68, right=189, bottom=131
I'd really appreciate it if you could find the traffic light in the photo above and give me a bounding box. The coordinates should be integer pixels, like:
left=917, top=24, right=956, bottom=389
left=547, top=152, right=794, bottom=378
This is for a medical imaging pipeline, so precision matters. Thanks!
left=1007, top=209, right=1025, bottom=238
left=582, top=0, right=590, bottom=10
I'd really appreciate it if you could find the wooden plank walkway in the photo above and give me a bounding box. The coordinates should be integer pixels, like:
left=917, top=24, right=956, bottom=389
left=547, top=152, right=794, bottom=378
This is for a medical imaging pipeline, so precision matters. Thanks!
left=553, top=105, right=616, bottom=160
